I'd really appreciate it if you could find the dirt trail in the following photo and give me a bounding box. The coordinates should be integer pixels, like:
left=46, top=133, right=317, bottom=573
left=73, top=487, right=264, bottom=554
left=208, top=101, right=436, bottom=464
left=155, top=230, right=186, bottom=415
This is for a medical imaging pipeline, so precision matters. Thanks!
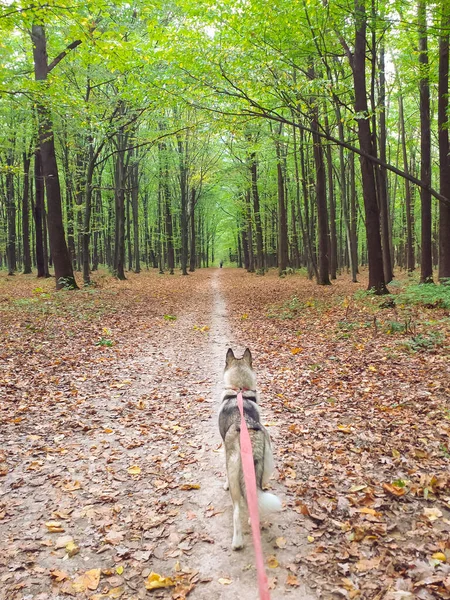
left=0, top=269, right=317, bottom=600
left=154, top=269, right=317, bottom=599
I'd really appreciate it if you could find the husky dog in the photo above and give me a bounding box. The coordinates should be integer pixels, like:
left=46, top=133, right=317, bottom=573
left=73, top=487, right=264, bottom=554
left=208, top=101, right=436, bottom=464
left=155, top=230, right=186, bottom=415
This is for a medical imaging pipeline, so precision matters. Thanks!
left=218, top=348, right=281, bottom=550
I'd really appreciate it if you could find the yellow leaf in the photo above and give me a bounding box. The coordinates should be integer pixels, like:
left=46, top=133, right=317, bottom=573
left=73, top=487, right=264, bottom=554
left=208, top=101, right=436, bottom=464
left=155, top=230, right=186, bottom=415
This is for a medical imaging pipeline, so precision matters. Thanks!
left=337, top=424, right=353, bottom=434
left=45, top=521, right=65, bottom=533
left=145, top=572, right=175, bottom=590
left=218, top=578, right=232, bottom=585
left=116, top=565, right=124, bottom=575
left=65, top=541, right=79, bottom=557
left=179, top=483, right=200, bottom=490
left=307, top=535, right=314, bottom=543
left=127, top=465, right=141, bottom=475
left=275, top=536, right=286, bottom=548
left=432, top=552, right=446, bottom=562
left=291, top=347, right=303, bottom=355
left=241, top=314, right=248, bottom=320
left=267, top=556, right=279, bottom=569
left=72, top=569, right=101, bottom=592
left=368, top=365, right=377, bottom=372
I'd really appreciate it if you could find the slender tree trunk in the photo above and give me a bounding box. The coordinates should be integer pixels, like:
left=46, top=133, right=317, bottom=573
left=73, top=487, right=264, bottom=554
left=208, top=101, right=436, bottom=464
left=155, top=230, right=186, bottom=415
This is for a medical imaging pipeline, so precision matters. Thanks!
left=298, top=126, right=319, bottom=279
left=22, top=152, right=32, bottom=274
left=34, top=150, right=48, bottom=278
left=6, top=150, right=16, bottom=275
left=178, top=136, right=189, bottom=275
left=274, top=127, right=289, bottom=275
left=131, top=156, right=140, bottom=274
left=31, top=24, right=77, bottom=289
left=418, top=1, right=433, bottom=283
left=398, top=90, right=415, bottom=271
left=377, top=42, right=394, bottom=282
left=348, top=1, right=388, bottom=294
left=324, top=114, right=337, bottom=279
left=189, top=188, right=196, bottom=272
left=245, top=191, right=255, bottom=272
left=114, top=127, right=126, bottom=280
left=160, top=142, right=174, bottom=274
left=438, top=3, right=450, bottom=281
left=249, top=152, right=264, bottom=273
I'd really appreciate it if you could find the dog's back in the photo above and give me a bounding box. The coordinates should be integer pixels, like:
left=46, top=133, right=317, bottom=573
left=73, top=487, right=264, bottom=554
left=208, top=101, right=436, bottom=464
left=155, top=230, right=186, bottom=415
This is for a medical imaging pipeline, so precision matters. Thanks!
left=219, top=348, right=281, bottom=550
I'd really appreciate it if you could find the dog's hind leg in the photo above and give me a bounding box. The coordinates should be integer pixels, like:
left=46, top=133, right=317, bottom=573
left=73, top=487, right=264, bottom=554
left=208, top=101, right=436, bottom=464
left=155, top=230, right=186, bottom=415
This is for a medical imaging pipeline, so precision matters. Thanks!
left=227, top=456, right=244, bottom=550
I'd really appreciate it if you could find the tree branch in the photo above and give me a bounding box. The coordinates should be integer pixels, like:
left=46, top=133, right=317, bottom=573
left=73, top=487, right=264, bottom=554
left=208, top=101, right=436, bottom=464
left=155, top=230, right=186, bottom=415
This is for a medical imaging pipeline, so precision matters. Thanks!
left=48, top=39, right=82, bottom=72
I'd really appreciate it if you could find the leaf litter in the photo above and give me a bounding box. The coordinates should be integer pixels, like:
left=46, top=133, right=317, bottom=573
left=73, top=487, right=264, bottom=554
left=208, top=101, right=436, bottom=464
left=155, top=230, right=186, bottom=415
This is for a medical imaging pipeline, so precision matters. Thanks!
left=0, top=268, right=449, bottom=599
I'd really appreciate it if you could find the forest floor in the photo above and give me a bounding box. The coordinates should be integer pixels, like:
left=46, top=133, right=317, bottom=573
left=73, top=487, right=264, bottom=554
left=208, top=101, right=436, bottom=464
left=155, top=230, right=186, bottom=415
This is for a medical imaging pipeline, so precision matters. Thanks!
left=0, top=268, right=450, bottom=600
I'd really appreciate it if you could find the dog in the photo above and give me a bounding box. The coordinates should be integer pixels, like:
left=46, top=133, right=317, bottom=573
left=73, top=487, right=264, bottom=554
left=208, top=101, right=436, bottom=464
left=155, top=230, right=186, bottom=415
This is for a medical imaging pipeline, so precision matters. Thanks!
left=218, top=348, right=281, bottom=550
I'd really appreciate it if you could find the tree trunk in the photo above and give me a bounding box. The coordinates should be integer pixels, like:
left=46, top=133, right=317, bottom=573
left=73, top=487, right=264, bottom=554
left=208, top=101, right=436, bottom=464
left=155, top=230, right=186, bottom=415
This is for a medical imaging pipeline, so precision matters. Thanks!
left=377, top=41, right=394, bottom=282
left=114, top=127, right=126, bottom=280
left=249, top=152, right=264, bottom=273
left=438, top=2, right=450, bottom=282
left=245, top=190, right=255, bottom=272
left=189, top=188, right=196, bottom=272
left=22, top=151, right=32, bottom=274
left=310, top=104, right=331, bottom=285
left=274, top=129, right=288, bottom=275
left=131, top=156, right=140, bottom=274
left=6, top=150, right=16, bottom=275
left=178, top=136, right=189, bottom=275
left=418, top=0, right=433, bottom=283
left=398, top=90, right=415, bottom=271
left=324, top=114, right=337, bottom=279
left=31, top=24, right=77, bottom=289
left=349, top=1, right=388, bottom=294
left=33, top=150, right=49, bottom=278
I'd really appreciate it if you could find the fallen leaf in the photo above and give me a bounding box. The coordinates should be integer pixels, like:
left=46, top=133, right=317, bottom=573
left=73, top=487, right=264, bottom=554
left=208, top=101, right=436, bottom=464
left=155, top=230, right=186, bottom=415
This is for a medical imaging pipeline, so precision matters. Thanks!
left=127, top=465, right=141, bottom=475
left=267, top=555, right=279, bottom=569
left=72, top=569, right=101, bottom=592
left=145, top=572, right=175, bottom=590
left=218, top=578, right=232, bottom=585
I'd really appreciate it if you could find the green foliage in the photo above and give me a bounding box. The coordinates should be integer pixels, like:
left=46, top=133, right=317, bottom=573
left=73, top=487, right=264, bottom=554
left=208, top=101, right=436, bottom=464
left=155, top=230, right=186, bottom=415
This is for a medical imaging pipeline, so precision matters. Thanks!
left=163, top=314, right=177, bottom=321
left=404, top=332, right=445, bottom=353
left=395, top=284, right=450, bottom=310
left=95, top=337, right=114, bottom=347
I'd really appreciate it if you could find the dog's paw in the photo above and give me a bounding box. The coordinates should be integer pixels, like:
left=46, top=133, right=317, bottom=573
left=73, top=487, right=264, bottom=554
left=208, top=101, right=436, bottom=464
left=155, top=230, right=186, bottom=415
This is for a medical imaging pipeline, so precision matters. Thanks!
left=232, top=537, right=244, bottom=551
left=223, top=481, right=229, bottom=491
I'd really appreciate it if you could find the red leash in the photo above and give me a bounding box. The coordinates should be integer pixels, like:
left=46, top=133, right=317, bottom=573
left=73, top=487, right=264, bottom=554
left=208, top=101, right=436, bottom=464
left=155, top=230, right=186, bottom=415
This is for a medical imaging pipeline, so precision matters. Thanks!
left=236, top=391, right=271, bottom=600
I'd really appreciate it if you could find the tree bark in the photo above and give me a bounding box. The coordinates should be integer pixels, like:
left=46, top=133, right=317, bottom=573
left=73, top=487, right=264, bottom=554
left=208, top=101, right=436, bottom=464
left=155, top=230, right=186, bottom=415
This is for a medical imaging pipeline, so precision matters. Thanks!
left=438, top=2, right=450, bottom=281
left=189, top=188, right=196, bottom=272
left=22, top=151, right=32, bottom=274
left=377, top=41, right=394, bottom=282
left=348, top=0, right=388, bottom=294
left=6, top=149, right=16, bottom=275
left=310, top=98, right=331, bottom=285
left=33, top=149, right=48, bottom=278
left=418, top=0, right=433, bottom=283
left=249, top=152, right=264, bottom=273
left=178, top=135, right=189, bottom=275
left=398, top=90, right=415, bottom=271
left=31, top=24, right=77, bottom=289
left=274, top=127, right=289, bottom=275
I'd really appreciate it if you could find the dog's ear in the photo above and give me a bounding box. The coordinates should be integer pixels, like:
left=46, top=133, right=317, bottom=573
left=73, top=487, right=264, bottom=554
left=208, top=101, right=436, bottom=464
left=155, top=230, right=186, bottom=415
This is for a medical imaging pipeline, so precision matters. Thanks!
left=225, top=348, right=235, bottom=366
left=243, top=348, right=252, bottom=366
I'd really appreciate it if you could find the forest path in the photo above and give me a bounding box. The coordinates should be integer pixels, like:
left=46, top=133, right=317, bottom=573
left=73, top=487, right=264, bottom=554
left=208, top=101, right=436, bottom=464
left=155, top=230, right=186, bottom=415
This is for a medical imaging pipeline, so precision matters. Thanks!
left=0, top=269, right=316, bottom=600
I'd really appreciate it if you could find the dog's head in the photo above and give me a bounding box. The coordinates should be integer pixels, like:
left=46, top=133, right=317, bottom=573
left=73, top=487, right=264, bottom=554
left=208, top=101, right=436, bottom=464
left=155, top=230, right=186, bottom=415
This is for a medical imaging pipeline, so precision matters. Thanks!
left=223, top=348, right=256, bottom=390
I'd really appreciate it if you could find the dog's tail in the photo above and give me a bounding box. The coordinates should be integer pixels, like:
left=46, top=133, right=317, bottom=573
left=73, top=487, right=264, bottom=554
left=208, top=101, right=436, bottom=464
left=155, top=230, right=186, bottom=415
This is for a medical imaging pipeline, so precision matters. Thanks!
left=257, top=490, right=282, bottom=514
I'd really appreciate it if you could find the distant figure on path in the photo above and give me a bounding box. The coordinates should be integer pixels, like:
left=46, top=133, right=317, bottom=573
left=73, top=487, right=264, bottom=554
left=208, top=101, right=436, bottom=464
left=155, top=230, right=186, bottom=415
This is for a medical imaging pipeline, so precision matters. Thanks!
left=220, top=260, right=223, bottom=268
